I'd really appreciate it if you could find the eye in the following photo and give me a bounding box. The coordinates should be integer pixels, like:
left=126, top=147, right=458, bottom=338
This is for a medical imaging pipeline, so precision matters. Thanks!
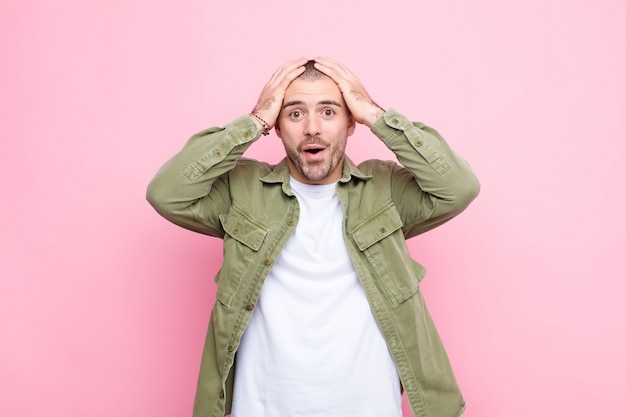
left=322, top=108, right=335, bottom=117
left=289, top=110, right=303, bottom=119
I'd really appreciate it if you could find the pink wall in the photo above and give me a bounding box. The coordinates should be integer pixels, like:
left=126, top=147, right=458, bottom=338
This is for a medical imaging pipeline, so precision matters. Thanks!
left=2, top=0, right=625, bottom=416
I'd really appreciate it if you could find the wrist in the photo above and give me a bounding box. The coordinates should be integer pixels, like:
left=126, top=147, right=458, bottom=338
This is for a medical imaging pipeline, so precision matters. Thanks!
left=362, top=105, right=386, bottom=128
left=249, top=112, right=271, bottom=136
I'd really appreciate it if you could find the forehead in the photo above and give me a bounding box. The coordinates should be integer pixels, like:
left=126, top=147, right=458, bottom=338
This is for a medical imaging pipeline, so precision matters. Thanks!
left=283, top=76, right=344, bottom=106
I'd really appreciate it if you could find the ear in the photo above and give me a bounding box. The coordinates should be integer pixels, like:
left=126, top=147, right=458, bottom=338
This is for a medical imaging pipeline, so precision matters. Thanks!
left=274, top=121, right=282, bottom=138
left=347, top=117, right=356, bottom=137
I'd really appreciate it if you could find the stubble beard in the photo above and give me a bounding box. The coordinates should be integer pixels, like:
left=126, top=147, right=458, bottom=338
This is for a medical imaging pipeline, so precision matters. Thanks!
left=287, top=139, right=346, bottom=183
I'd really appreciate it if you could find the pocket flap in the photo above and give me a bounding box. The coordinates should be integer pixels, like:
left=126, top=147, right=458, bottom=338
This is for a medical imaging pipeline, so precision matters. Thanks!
left=352, top=202, right=403, bottom=251
left=219, top=206, right=268, bottom=251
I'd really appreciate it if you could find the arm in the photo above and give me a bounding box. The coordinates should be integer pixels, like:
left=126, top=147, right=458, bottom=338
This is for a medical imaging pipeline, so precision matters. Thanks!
left=146, top=116, right=261, bottom=236
left=371, top=110, right=480, bottom=238
left=146, top=58, right=309, bottom=236
left=314, top=57, right=480, bottom=238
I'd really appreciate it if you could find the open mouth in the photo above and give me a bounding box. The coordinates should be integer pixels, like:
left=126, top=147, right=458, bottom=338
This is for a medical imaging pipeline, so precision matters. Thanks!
left=302, top=144, right=325, bottom=155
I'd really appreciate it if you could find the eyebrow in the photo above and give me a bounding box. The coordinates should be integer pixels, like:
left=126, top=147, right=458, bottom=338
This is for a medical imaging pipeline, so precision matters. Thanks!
left=282, top=100, right=343, bottom=109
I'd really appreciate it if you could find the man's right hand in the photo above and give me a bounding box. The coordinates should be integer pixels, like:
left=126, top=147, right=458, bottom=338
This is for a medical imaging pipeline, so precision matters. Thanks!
left=251, top=57, right=308, bottom=130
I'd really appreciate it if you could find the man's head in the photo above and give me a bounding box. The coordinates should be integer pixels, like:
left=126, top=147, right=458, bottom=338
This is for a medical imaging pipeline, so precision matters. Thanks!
left=275, top=60, right=355, bottom=185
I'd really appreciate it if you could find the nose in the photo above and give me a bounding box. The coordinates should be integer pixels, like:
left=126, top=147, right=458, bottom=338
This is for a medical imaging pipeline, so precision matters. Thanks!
left=303, top=114, right=321, bottom=137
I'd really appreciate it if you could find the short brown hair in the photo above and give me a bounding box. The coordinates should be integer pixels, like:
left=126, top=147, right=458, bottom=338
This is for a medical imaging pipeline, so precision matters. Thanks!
left=298, top=60, right=327, bottom=81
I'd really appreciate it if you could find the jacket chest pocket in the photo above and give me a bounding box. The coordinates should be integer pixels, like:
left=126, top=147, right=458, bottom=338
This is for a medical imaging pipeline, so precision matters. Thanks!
left=217, top=206, right=268, bottom=307
left=350, top=201, right=424, bottom=306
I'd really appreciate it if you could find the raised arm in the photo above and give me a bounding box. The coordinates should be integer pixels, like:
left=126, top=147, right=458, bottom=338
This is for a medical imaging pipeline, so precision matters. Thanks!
left=314, top=57, right=480, bottom=237
left=146, top=58, right=308, bottom=236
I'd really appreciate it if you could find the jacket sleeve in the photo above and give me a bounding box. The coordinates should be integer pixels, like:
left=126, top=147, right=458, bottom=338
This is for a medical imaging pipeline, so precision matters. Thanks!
left=370, top=109, right=480, bottom=238
left=146, top=115, right=261, bottom=237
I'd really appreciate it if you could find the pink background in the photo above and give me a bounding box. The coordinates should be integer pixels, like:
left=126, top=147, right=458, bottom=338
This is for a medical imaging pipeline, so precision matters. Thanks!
left=2, top=0, right=625, bottom=416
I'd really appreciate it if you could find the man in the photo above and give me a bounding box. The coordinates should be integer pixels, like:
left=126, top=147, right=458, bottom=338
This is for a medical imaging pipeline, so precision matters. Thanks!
left=147, top=57, right=480, bottom=417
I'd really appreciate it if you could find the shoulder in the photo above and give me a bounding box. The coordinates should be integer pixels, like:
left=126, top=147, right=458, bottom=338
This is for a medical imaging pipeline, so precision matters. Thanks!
left=231, top=157, right=275, bottom=175
left=228, top=157, right=289, bottom=187
left=356, top=159, right=402, bottom=177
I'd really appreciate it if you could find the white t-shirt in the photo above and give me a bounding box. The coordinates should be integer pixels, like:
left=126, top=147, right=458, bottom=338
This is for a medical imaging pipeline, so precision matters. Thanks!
left=232, top=178, right=401, bottom=417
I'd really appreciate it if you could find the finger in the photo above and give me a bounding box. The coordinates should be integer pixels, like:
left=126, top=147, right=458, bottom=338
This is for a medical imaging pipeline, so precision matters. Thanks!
left=314, top=57, right=354, bottom=77
left=313, top=58, right=359, bottom=87
left=257, top=58, right=307, bottom=105
left=252, top=58, right=308, bottom=126
left=267, top=57, right=308, bottom=85
left=278, top=63, right=307, bottom=88
left=314, top=56, right=346, bottom=69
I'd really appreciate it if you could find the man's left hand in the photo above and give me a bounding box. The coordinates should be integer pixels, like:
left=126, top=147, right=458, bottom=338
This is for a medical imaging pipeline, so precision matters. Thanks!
left=313, top=57, right=385, bottom=128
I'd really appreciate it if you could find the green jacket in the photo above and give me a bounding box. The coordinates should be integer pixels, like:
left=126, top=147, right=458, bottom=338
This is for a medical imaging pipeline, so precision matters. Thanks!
left=147, top=109, right=480, bottom=417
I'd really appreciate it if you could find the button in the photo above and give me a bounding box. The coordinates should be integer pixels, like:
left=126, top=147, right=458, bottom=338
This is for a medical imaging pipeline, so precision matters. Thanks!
left=391, top=118, right=399, bottom=125
left=227, top=345, right=234, bottom=353
left=379, top=226, right=387, bottom=234
left=219, top=389, right=224, bottom=398
left=415, top=142, right=422, bottom=147
left=232, top=227, right=240, bottom=235
left=214, top=149, right=223, bottom=157
left=245, top=304, right=254, bottom=311
left=263, top=258, right=272, bottom=266
left=243, top=131, right=252, bottom=139
left=287, top=218, right=295, bottom=226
